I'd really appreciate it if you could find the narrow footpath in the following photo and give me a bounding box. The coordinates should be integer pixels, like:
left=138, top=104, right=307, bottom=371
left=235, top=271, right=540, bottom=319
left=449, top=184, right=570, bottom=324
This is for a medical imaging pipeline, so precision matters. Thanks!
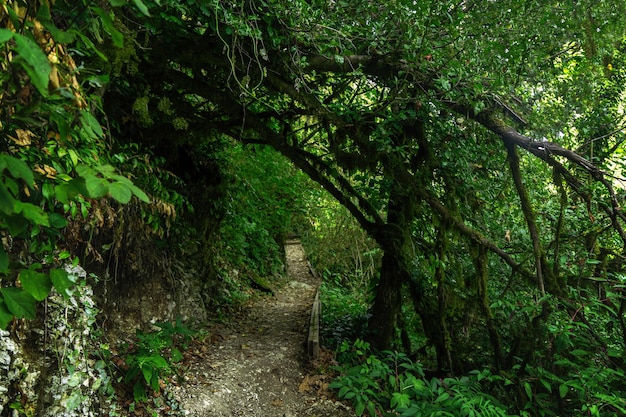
left=171, top=239, right=354, bottom=416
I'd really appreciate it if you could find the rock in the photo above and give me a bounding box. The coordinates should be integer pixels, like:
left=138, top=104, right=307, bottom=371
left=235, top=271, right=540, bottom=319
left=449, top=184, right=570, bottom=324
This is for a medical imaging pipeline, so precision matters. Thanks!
left=250, top=276, right=276, bottom=295
left=287, top=281, right=312, bottom=290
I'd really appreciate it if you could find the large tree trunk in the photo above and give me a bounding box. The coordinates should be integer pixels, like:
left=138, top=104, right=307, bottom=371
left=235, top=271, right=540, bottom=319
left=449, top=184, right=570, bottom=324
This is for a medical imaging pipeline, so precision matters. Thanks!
left=368, top=249, right=405, bottom=350
left=367, top=180, right=412, bottom=350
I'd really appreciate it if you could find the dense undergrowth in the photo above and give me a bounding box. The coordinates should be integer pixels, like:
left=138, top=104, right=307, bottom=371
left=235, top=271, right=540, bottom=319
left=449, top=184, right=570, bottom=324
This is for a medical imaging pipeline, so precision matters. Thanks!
left=328, top=334, right=626, bottom=417
left=302, top=198, right=626, bottom=416
left=315, top=254, right=626, bottom=416
left=330, top=339, right=512, bottom=417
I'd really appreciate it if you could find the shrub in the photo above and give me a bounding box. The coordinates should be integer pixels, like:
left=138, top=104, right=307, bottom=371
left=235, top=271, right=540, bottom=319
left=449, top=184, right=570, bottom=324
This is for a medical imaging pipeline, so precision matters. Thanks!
left=330, top=339, right=512, bottom=417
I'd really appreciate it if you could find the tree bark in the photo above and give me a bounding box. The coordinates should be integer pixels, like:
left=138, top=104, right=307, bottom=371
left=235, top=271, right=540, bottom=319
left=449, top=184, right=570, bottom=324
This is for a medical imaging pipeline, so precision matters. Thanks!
left=505, top=142, right=547, bottom=295
left=473, top=243, right=505, bottom=370
left=368, top=247, right=405, bottom=350
left=367, top=176, right=412, bottom=350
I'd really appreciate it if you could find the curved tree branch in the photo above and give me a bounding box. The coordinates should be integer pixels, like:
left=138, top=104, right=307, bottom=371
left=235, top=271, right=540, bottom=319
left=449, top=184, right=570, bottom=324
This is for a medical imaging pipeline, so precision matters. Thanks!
left=301, top=52, right=626, bottom=247
left=505, top=141, right=546, bottom=295
left=417, top=187, right=535, bottom=283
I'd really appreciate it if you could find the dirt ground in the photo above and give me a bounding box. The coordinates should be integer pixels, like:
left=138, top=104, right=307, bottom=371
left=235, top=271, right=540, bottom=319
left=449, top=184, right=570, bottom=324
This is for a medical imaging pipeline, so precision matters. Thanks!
left=171, top=239, right=354, bottom=416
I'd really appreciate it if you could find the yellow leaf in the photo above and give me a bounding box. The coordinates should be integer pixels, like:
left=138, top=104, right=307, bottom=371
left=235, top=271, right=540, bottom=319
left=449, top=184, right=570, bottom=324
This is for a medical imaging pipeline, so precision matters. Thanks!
left=12, top=129, right=34, bottom=146
left=34, top=164, right=57, bottom=179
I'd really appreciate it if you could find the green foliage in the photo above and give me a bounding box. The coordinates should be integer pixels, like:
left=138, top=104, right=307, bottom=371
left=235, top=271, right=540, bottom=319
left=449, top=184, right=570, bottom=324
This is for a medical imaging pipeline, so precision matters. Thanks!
left=217, top=143, right=309, bottom=284
left=0, top=153, right=150, bottom=329
left=74, top=164, right=150, bottom=204
left=330, top=339, right=512, bottom=417
left=512, top=292, right=626, bottom=416
left=0, top=151, right=81, bottom=328
left=2, top=1, right=622, bottom=416
left=122, top=318, right=196, bottom=402
left=301, top=191, right=379, bottom=348
left=302, top=196, right=381, bottom=283
left=319, top=277, right=370, bottom=349
left=0, top=28, right=51, bottom=95
left=0, top=0, right=158, bottom=331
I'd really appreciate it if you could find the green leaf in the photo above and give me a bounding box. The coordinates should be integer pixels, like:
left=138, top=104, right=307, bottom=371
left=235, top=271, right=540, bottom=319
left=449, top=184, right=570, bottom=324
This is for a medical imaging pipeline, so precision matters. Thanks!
left=434, top=392, right=450, bottom=403
left=559, top=384, right=568, bottom=398
left=132, top=0, right=151, bottom=16
left=539, top=378, right=552, bottom=393
left=607, top=347, right=622, bottom=358
left=0, top=182, right=17, bottom=214
left=1, top=155, right=34, bottom=186
left=50, top=110, right=71, bottom=141
left=12, top=33, right=51, bottom=96
left=80, top=110, right=104, bottom=138
left=149, top=371, right=160, bottom=390
left=4, top=5, right=20, bottom=29
left=37, top=6, right=75, bottom=43
left=42, top=21, right=75, bottom=44
left=171, top=347, right=184, bottom=363
left=54, top=183, right=69, bottom=204
left=0, top=287, right=37, bottom=319
left=391, top=392, right=411, bottom=409
left=4, top=215, right=28, bottom=236
left=65, top=391, right=86, bottom=411
left=570, top=349, right=589, bottom=356
left=108, top=181, right=132, bottom=203
left=133, top=382, right=148, bottom=402
left=0, top=28, right=14, bottom=43
left=109, top=0, right=127, bottom=6
left=105, top=172, right=131, bottom=183
left=48, top=213, right=68, bottom=228
left=19, top=268, right=52, bottom=301
left=72, top=30, right=108, bottom=61
left=36, top=4, right=52, bottom=20
left=54, top=179, right=85, bottom=204
left=148, top=354, right=169, bottom=369
left=127, top=183, right=150, bottom=203
left=67, top=149, right=79, bottom=167
left=3, top=176, right=18, bottom=196
left=84, top=176, right=109, bottom=198
left=97, top=164, right=117, bottom=175
left=50, top=268, right=74, bottom=299
left=523, top=382, right=533, bottom=400
left=14, top=201, right=49, bottom=226
left=0, top=300, right=13, bottom=329
left=355, top=400, right=366, bottom=416
left=141, top=365, right=153, bottom=385
left=91, top=7, right=124, bottom=47
left=75, top=164, right=96, bottom=178
left=67, top=370, right=85, bottom=387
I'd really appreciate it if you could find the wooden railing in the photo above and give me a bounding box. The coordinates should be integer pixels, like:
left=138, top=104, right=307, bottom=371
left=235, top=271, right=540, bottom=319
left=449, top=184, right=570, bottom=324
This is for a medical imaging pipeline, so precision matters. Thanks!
left=308, top=289, right=320, bottom=358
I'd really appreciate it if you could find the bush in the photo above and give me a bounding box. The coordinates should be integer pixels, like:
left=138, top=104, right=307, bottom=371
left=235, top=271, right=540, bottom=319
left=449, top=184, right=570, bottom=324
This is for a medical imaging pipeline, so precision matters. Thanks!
left=330, top=339, right=512, bottom=417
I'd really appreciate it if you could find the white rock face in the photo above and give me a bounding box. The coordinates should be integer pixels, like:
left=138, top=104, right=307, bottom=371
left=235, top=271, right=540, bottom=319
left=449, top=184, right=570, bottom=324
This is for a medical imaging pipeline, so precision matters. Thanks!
left=0, top=266, right=111, bottom=417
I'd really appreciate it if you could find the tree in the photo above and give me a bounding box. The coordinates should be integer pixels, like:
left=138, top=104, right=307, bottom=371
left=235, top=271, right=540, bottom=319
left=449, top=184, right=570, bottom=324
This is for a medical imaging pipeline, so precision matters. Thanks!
left=106, top=0, right=626, bottom=374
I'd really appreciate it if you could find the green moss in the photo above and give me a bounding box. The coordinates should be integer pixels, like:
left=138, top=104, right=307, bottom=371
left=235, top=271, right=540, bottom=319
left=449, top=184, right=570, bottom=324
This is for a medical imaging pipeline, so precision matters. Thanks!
left=250, top=275, right=275, bottom=295
left=132, top=96, right=153, bottom=127
left=172, top=117, right=189, bottom=130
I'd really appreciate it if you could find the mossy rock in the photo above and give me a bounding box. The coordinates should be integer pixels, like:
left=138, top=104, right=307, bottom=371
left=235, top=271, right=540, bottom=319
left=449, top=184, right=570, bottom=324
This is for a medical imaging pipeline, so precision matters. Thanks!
left=250, top=276, right=275, bottom=296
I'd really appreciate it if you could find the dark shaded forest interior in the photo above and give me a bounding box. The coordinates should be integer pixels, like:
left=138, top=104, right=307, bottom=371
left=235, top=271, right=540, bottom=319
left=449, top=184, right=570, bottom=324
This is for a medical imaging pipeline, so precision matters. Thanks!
left=2, top=0, right=626, bottom=416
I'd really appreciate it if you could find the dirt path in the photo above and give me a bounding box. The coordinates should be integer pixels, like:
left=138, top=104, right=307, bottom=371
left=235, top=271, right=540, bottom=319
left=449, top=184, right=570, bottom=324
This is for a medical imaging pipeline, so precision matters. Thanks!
left=172, top=239, right=353, bottom=416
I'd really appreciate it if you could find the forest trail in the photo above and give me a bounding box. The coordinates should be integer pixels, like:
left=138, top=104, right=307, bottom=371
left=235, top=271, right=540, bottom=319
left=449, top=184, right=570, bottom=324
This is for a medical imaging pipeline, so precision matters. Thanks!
left=171, top=239, right=354, bottom=416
